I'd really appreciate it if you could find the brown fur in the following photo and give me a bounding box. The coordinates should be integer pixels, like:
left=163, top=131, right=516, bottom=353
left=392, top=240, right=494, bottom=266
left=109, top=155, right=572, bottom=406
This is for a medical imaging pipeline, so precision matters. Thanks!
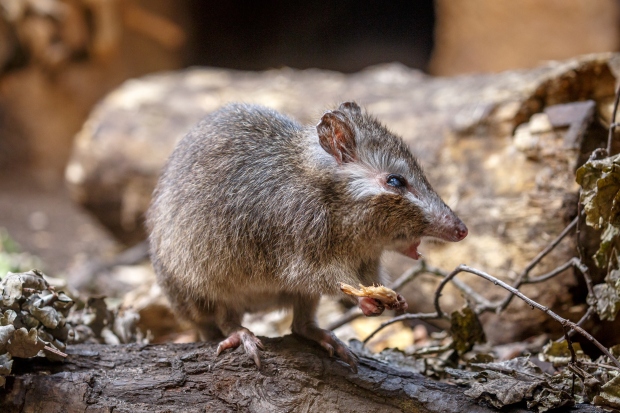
left=147, top=102, right=466, bottom=350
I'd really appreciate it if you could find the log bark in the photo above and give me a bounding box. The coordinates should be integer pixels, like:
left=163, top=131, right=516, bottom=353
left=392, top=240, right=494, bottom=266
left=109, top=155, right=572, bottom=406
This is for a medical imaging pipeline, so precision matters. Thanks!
left=0, top=336, right=605, bottom=413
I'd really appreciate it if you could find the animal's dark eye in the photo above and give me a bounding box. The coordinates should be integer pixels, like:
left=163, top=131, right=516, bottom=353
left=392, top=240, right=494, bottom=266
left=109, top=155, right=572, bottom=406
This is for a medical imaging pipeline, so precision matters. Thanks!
left=386, top=174, right=407, bottom=188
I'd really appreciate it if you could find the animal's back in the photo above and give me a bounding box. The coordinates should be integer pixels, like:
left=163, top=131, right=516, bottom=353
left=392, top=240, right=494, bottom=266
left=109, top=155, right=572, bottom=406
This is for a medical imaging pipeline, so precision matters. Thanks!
left=147, top=104, right=331, bottom=310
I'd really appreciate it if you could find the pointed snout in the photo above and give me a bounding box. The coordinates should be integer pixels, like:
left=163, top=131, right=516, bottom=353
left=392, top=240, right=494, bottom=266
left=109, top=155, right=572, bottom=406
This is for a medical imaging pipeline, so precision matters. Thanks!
left=434, top=211, right=468, bottom=242
left=425, top=201, right=468, bottom=242
left=454, top=220, right=468, bottom=241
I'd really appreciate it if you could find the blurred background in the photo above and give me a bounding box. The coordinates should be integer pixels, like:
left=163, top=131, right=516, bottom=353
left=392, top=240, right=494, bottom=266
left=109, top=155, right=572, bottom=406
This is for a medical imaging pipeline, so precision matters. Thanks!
left=0, top=0, right=619, bottom=345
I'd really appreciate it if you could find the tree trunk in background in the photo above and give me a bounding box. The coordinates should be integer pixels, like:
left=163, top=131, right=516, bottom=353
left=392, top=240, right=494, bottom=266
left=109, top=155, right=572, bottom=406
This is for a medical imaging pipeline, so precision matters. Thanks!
left=0, top=0, right=187, bottom=185
left=430, top=0, right=620, bottom=75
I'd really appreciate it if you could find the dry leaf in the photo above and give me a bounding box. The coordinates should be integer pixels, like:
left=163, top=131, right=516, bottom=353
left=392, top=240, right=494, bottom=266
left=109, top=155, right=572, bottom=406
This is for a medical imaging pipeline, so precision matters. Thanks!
left=7, top=327, right=45, bottom=358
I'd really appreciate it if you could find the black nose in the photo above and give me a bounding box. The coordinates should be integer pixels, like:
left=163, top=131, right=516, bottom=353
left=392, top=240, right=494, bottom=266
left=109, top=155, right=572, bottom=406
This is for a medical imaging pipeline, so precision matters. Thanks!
left=454, top=222, right=468, bottom=241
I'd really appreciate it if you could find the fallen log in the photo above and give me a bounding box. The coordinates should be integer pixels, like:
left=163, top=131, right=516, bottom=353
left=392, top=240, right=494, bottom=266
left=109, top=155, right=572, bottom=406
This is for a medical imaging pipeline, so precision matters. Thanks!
left=0, top=336, right=605, bottom=413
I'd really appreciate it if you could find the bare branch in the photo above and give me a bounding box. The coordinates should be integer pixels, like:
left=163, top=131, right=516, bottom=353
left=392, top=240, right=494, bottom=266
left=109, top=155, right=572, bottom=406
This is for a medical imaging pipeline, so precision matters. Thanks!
left=524, top=217, right=579, bottom=276
left=327, top=307, right=363, bottom=331
left=526, top=257, right=580, bottom=284
left=557, top=306, right=595, bottom=342
left=359, top=263, right=493, bottom=342
left=435, top=264, right=620, bottom=369
left=410, top=343, right=452, bottom=356
left=328, top=260, right=488, bottom=331
left=328, top=262, right=429, bottom=331
left=563, top=325, right=577, bottom=365
left=421, top=262, right=494, bottom=310
left=578, top=360, right=620, bottom=372
left=494, top=217, right=578, bottom=311
left=390, top=261, right=431, bottom=290
left=572, top=258, right=595, bottom=299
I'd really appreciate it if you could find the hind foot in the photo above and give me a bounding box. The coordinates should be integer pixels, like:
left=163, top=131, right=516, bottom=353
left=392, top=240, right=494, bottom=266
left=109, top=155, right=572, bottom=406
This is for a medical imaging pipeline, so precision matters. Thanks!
left=216, top=328, right=265, bottom=368
left=292, top=323, right=359, bottom=373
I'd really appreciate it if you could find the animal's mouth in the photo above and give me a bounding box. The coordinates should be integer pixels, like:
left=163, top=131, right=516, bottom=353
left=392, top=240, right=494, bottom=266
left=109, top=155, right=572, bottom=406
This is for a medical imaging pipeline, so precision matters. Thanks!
left=399, top=239, right=422, bottom=260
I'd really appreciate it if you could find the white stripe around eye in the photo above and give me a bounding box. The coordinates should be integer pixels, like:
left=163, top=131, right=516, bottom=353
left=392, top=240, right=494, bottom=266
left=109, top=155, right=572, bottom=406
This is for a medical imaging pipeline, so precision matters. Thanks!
left=343, top=158, right=416, bottom=200
left=405, top=191, right=422, bottom=206
left=364, top=151, right=411, bottom=178
left=406, top=190, right=443, bottom=215
left=386, top=158, right=411, bottom=178
left=340, top=163, right=385, bottom=200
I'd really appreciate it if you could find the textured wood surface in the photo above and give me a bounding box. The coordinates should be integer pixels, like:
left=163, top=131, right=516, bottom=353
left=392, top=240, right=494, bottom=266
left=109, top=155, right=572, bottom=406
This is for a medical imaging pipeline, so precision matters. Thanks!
left=0, top=336, right=606, bottom=413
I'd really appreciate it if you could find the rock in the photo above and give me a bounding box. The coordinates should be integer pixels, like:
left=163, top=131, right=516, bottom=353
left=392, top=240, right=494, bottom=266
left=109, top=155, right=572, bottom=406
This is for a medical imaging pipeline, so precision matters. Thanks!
left=66, top=54, right=620, bottom=344
left=528, top=113, right=553, bottom=134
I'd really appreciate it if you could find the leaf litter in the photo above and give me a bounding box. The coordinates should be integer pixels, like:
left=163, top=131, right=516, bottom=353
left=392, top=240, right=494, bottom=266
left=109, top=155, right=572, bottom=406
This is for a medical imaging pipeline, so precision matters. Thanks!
left=0, top=269, right=143, bottom=386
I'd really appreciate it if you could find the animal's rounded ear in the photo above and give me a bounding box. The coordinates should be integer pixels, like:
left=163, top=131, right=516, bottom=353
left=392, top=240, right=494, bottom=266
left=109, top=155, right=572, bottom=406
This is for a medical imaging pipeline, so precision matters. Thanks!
left=338, top=102, right=362, bottom=118
left=317, top=110, right=357, bottom=164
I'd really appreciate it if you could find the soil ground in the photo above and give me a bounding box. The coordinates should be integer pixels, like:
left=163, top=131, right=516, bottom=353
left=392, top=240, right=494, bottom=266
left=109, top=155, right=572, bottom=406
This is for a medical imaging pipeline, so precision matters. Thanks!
left=0, top=170, right=119, bottom=277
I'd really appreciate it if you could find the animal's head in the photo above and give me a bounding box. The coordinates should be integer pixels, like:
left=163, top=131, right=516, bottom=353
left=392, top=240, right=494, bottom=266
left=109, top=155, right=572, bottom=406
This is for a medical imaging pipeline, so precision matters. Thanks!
left=317, top=101, right=467, bottom=258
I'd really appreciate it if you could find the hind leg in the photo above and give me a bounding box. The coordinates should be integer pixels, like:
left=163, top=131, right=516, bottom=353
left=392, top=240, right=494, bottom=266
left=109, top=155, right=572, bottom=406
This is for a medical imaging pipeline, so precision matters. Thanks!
left=193, top=319, right=221, bottom=341
left=214, top=304, right=264, bottom=368
left=156, top=266, right=263, bottom=367
left=291, top=295, right=358, bottom=372
left=168, top=292, right=221, bottom=340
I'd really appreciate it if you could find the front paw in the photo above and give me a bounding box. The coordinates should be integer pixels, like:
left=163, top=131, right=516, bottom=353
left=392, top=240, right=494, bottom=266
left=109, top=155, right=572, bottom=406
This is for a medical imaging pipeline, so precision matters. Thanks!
left=357, top=296, right=385, bottom=316
left=357, top=294, right=408, bottom=316
left=387, top=293, right=408, bottom=314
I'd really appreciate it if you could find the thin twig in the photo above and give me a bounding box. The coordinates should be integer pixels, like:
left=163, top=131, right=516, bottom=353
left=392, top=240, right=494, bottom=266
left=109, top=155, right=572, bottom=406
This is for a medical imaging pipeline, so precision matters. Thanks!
left=450, top=275, right=495, bottom=310
left=523, top=217, right=579, bottom=277
left=578, top=360, right=620, bottom=372
left=357, top=261, right=490, bottom=340
left=607, top=82, right=620, bottom=156
left=414, top=261, right=494, bottom=311
left=43, top=345, right=67, bottom=358
left=327, top=307, right=362, bottom=331
left=493, top=217, right=578, bottom=312
left=362, top=312, right=439, bottom=345
left=410, top=343, right=452, bottom=356
left=557, top=306, right=595, bottom=342
left=435, top=264, right=620, bottom=369
left=526, top=257, right=580, bottom=284
left=390, top=261, right=430, bottom=290
left=563, top=325, right=577, bottom=365
left=330, top=259, right=490, bottom=331
left=573, top=259, right=595, bottom=301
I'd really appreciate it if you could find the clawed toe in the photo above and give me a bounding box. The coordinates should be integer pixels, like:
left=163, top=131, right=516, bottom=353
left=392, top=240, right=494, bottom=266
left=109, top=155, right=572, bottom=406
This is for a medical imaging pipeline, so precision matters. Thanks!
left=216, top=334, right=240, bottom=356
left=334, top=340, right=359, bottom=372
left=293, top=326, right=359, bottom=372
left=216, top=329, right=264, bottom=368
